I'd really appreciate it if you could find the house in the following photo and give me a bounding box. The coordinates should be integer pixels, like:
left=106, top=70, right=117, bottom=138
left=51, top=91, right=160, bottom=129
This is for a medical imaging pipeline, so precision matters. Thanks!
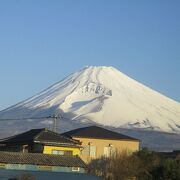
left=0, top=128, right=81, bottom=156
left=158, top=150, right=180, bottom=164
left=0, top=152, right=86, bottom=173
left=62, top=126, right=140, bottom=163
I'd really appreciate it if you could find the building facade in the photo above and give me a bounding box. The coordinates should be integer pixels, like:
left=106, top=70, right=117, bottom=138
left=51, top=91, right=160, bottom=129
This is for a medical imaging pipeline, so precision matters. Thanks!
left=62, top=126, right=140, bottom=163
left=0, top=128, right=81, bottom=156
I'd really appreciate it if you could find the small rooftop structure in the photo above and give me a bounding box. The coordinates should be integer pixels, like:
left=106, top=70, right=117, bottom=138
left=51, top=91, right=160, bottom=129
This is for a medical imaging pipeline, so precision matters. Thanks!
left=62, top=126, right=139, bottom=141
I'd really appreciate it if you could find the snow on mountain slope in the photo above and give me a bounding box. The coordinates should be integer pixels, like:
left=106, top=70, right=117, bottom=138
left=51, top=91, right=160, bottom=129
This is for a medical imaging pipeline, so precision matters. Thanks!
left=0, top=66, right=180, bottom=133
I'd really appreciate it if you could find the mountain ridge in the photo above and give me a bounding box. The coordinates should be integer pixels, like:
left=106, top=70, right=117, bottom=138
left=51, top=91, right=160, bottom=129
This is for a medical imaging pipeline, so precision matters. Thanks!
left=0, top=66, right=180, bottom=134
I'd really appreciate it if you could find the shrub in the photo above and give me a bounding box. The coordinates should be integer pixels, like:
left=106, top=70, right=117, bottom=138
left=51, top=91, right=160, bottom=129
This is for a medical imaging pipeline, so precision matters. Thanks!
left=88, top=150, right=140, bottom=180
left=88, top=148, right=180, bottom=180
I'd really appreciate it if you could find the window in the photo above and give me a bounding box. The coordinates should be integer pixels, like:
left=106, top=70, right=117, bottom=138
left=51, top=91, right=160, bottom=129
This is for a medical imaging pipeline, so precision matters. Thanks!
left=52, top=150, right=73, bottom=155
left=52, top=150, right=64, bottom=155
left=64, top=150, right=73, bottom=156
left=104, top=147, right=110, bottom=157
left=89, top=146, right=96, bottom=158
left=72, top=167, right=80, bottom=172
left=82, top=146, right=90, bottom=155
left=38, top=166, right=52, bottom=171
left=104, top=145, right=115, bottom=157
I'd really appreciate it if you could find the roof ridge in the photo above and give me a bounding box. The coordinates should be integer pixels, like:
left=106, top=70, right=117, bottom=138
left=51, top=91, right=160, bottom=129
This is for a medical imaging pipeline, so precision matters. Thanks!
left=0, top=128, right=45, bottom=142
left=46, top=129, right=80, bottom=144
left=35, top=129, right=80, bottom=145
left=34, top=128, right=46, bottom=141
left=62, top=126, right=139, bottom=141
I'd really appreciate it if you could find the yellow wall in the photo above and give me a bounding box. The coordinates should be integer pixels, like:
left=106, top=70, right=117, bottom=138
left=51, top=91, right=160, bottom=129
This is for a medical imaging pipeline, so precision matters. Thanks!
left=43, top=145, right=81, bottom=156
left=73, top=137, right=140, bottom=163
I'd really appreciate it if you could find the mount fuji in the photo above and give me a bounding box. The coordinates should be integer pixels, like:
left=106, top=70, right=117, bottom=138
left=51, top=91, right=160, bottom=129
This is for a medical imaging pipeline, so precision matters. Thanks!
left=0, top=66, right=180, bottom=136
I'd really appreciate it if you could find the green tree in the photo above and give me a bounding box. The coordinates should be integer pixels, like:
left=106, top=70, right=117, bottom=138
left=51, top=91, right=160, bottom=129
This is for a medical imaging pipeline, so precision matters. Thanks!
left=134, top=148, right=161, bottom=180
left=88, top=150, right=140, bottom=180
left=88, top=148, right=180, bottom=180
left=151, top=159, right=180, bottom=180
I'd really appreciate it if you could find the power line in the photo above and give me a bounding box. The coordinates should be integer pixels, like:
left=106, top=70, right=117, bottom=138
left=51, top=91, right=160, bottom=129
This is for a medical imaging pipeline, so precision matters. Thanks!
left=0, top=115, right=57, bottom=121
left=0, top=114, right=72, bottom=121
left=0, top=114, right=71, bottom=133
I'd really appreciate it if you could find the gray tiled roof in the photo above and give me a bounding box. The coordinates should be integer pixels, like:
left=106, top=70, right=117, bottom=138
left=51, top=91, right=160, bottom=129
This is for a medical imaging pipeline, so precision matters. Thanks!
left=0, top=128, right=81, bottom=147
left=0, top=152, right=86, bottom=168
left=62, top=126, right=139, bottom=141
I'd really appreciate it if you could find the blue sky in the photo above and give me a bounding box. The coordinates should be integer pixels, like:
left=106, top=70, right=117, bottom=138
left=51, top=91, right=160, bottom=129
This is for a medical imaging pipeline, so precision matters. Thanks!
left=0, top=0, right=179, bottom=110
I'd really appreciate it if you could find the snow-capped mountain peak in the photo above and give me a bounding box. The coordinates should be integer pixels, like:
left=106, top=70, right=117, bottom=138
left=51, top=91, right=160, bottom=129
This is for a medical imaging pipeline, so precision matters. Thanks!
left=0, top=66, right=180, bottom=133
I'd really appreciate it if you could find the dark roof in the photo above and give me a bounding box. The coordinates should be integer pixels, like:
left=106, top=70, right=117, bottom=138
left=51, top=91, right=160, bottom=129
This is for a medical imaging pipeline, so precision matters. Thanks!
left=0, top=152, right=86, bottom=168
left=62, top=126, right=139, bottom=141
left=0, top=128, right=80, bottom=147
left=158, top=150, right=180, bottom=160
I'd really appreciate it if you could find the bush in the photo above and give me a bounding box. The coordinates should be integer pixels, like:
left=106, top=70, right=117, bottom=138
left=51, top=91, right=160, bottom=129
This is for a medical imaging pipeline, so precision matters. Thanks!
left=88, top=150, right=140, bottom=180
left=151, top=159, right=180, bottom=180
left=134, top=148, right=161, bottom=180
left=88, top=149, right=180, bottom=180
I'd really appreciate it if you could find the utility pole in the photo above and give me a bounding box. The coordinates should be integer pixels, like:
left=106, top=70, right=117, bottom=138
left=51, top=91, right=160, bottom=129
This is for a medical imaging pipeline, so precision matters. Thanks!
left=54, top=115, right=57, bottom=133
left=52, top=114, right=61, bottom=133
